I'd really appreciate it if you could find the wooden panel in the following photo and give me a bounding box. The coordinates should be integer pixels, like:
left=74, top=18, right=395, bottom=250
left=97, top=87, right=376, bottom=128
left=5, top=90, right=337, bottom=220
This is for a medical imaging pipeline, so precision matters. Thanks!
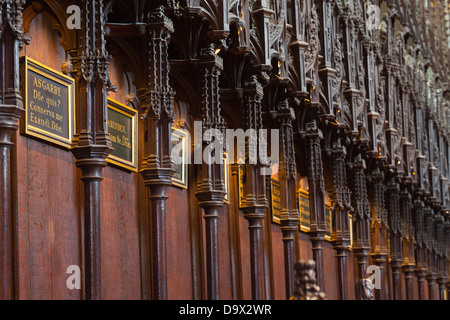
left=217, top=205, right=232, bottom=299
left=17, top=135, right=81, bottom=300
left=346, top=251, right=356, bottom=300
left=21, top=13, right=66, bottom=72
left=298, top=232, right=313, bottom=260
left=238, top=210, right=251, bottom=300
left=100, top=166, right=141, bottom=300
left=270, top=225, right=285, bottom=300
left=322, top=243, right=338, bottom=300
left=48, top=141, right=80, bottom=300
left=166, top=187, right=193, bottom=300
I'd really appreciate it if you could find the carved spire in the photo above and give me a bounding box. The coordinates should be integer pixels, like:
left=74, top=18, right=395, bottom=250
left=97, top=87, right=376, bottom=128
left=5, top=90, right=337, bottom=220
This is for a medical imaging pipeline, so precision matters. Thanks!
left=351, top=154, right=370, bottom=226
left=306, top=120, right=326, bottom=232
left=387, top=178, right=402, bottom=237
left=140, top=6, right=175, bottom=122
left=329, top=139, right=352, bottom=244
left=72, top=0, right=114, bottom=151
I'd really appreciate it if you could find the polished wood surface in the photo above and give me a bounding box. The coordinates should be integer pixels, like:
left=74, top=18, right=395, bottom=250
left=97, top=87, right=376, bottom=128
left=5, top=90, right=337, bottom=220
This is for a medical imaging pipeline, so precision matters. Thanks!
left=0, top=0, right=449, bottom=301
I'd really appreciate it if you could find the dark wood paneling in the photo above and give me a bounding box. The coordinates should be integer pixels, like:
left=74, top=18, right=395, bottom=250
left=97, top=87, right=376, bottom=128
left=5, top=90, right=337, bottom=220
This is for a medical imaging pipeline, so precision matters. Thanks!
left=238, top=210, right=251, bottom=300
left=346, top=251, right=356, bottom=300
left=21, top=14, right=64, bottom=70
left=323, top=242, right=338, bottom=300
left=217, top=206, right=232, bottom=300
left=17, top=136, right=80, bottom=300
left=270, top=225, right=285, bottom=300
left=298, top=232, right=313, bottom=260
left=166, top=187, right=193, bottom=300
left=101, top=167, right=141, bottom=299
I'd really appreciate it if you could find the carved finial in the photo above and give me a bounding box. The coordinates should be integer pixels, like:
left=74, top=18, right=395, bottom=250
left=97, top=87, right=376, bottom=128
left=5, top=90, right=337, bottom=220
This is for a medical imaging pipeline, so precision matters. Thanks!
left=291, top=260, right=327, bottom=300
left=244, top=75, right=263, bottom=92
left=305, top=120, right=324, bottom=140
left=354, top=153, right=366, bottom=170
left=306, top=120, right=318, bottom=132
left=332, top=138, right=347, bottom=156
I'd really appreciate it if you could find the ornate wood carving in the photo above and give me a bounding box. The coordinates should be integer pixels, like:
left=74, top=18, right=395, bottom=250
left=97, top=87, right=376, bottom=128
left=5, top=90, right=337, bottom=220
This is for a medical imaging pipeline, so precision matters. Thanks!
left=350, top=153, right=371, bottom=283
left=434, top=211, right=447, bottom=300
left=400, top=187, right=415, bottom=300
left=386, top=176, right=403, bottom=300
left=414, top=197, right=428, bottom=300
left=277, top=96, right=300, bottom=299
left=35, top=0, right=450, bottom=301
left=241, top=75, right=268, bottom=300
left=327, top=139, right=352, bottom=300
left=195, top=43, right=226, bottom=300
left=306, top=120, right=326, bottom=292
left=138, top=6, right=176, bottom=300
left=70, top=0, right=114, bottom=300
left=367, top=167, right=389, bottom=300
left=424, top=206, right=437, bottom=300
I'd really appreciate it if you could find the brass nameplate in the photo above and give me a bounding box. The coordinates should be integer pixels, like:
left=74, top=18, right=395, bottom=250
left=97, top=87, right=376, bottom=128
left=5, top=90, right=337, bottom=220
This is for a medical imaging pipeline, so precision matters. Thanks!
left=299, top=189, right=310, bottom=232
left=21, top=57, right=75, bottom=148
left=107, top=98, right=138, bottom=171
left=325, top=203, right=332, bottom=241
left=224, top=153, right=230, bottom=204
left=349, top=214, right=353, bottom=250
left=271, top=178, right=281, bottom=224
left=171, top=128, right=189, bottom=189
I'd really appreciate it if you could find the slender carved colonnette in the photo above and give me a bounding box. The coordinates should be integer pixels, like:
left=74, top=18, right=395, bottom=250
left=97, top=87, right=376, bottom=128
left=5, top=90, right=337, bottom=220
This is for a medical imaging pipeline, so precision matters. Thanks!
left=367, top=168, right=388, bottom=300
left=242, top=75, right=268, bottom=300
left=350, top=154, right=371, bottom=285
left=305, top=121, right=327, bottom=293
left=328, top=139, right=352, bottom=300
left=70, top=0, right=114, bottom=300
left=138, top=6, right=176, bottom=300
left=195, top=43, right=226, bottom=301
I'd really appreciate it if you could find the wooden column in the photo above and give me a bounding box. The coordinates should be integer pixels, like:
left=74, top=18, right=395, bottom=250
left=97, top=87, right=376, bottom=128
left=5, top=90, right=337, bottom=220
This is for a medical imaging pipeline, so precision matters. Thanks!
left=445, top=217, right=450, bottom=300
left=367, top=167, right=389, bottom=300
left=327, top=139, right=352, bottom=300
left=434, top=212, right=446, bottom=300
left=385, top=177, right=403, bottom=300
left=70, top=0, right=114, bottom=300
left=350, top=154, right=371, bottom=286
left=241, top=76, right=268, bottom=300
left=424, top=206, right=436, bottom=300
left=400, top=187, right=416, bottom=300
left=138, top=7, right=176, bottom=300
left=0, top=106, right=23, bottom=300
left=195, top=44, right=225, bottom=300
left=0, top=0, right=27, bottom=300
left=413, top=198, right=428, bottom=300
left=306, top=120, right=326, bottom=292
left=276, top=97, right=300, bottom=299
